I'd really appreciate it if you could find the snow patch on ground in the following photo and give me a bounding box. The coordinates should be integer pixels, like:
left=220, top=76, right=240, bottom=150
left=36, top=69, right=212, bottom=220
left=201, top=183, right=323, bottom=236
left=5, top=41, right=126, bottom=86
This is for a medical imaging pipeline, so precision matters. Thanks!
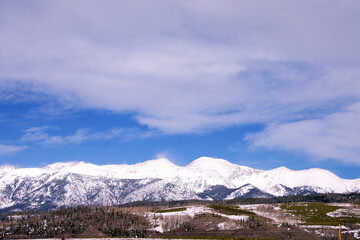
left=326, top=203, right=360, bottom=218
left=326, top=208, right=349, bottom=217
left=301, top=225, right=348, bottom=229
left=349, top=229, right=360, bottom=239
left=156, top=206, right=209, bottom=217
left=300, top=225, right=360, bottom=239
left=217, top=221, right=241, bottom=230
left=216, top=213, right=248, bottom=221
left=146, top=205, right=249, bottom=233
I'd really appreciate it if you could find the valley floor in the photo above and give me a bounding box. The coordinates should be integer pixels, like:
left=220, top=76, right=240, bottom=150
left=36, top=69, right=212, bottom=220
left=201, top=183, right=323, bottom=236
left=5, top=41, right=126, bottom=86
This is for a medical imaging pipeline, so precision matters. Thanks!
left=1, top=201, right=360, bottom=239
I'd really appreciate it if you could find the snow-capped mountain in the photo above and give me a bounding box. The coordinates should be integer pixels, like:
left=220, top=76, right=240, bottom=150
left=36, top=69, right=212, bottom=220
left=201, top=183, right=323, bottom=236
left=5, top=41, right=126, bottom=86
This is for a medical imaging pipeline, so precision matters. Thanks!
left=0, top=157, right=359, bottom=212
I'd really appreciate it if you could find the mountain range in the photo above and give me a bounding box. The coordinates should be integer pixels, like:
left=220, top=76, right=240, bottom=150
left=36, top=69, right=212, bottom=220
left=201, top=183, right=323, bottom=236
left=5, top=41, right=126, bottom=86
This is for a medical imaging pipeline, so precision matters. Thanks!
left=1, top=157, right=359, bottom=212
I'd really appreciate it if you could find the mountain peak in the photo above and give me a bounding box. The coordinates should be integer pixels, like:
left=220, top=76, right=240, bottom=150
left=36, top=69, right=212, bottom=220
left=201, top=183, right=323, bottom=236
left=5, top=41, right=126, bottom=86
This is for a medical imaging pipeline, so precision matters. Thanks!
left=0, top=165, right=16, bottom=171
left=273, top=166, right=292, bottom=172
left=186, top=157, right=235, bottom=171
left=137, top=157, right=175, bottom=167
left=43, top=161, right=87, bottom=171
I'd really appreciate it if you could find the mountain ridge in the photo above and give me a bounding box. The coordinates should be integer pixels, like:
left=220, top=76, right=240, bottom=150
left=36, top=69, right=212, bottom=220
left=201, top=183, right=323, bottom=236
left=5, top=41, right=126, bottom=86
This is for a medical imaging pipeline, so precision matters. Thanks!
left=1, top=156, right=359, bottom=211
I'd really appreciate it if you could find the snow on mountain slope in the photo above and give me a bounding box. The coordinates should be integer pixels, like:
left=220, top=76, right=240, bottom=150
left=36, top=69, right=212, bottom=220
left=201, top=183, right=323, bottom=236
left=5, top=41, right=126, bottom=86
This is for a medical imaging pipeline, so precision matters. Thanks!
left=121, top=179, right=200, bottom=203
left=0, top=157, right=359, bottom=211
left=225, top=184, right=274, bottom=199
left=43, top=158, right=179, bottom=179
left=244, top=167, right=356, bottom=196
left=114, top=158, right=179, bottom=179
left=184, top=157, right=260, bottom=189
left=349, top=179, right=360, bottom=192
left=165, top=157, right=263, bottom=193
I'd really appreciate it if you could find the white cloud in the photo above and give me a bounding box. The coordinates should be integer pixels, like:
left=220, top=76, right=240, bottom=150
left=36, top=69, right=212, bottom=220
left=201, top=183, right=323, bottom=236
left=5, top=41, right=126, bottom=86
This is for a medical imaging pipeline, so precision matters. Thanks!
left=0, top=1, right=360, bottom=162
left=0, top=144, right=27, bottom=155
left=21, top=126, right=149, bottom=146
left=246, top=102, right=360, bottom=164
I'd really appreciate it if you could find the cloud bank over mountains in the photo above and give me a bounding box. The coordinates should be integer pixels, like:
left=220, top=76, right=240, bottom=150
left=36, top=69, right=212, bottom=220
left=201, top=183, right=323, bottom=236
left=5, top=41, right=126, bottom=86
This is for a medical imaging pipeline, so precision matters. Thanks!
left=246, top=103, right=360, bottom=164
left=0, top=0, right=360, bottom=164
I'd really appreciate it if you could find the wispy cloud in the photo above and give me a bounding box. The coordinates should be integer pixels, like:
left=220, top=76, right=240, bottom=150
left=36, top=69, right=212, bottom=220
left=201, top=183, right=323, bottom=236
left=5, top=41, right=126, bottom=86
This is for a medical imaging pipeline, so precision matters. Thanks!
left=21, top=126, right=150, bottom=146
left=1, top=1, right=359, bottom=133
left=0, top=144, right=27, bottom=155
left=245, top=102, right=360, bottom=164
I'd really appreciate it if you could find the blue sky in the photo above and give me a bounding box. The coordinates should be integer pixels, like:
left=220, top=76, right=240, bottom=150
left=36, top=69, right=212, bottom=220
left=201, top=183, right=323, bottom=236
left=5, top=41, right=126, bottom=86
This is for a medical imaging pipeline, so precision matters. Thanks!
left=0, top=0, right=360, bottom=179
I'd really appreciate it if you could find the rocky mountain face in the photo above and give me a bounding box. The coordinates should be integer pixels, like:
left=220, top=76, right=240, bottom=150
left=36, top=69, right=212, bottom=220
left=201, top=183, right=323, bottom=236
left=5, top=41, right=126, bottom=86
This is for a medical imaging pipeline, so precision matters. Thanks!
left=1, top=157, right=359, bottom=212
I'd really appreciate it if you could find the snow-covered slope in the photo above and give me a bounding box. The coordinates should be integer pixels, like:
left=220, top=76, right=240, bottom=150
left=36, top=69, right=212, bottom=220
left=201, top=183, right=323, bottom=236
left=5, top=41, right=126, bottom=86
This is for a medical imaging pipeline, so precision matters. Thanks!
left=246, top=167, right=356, bottom=196
left=0, top=157, right=359, bottom=211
